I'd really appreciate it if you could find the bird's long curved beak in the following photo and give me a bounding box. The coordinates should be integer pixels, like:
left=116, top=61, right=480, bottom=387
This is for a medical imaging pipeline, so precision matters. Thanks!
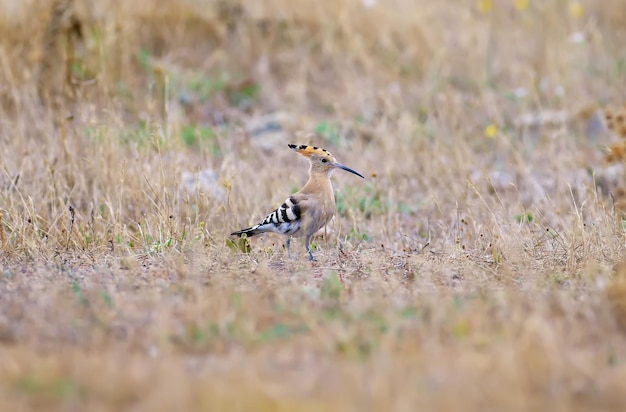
left=334, top=163, right=365, bottom=178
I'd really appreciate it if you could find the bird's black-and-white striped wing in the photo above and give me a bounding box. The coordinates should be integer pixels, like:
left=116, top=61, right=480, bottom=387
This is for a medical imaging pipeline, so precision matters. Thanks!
left=255, top=196, right=302, bottom=234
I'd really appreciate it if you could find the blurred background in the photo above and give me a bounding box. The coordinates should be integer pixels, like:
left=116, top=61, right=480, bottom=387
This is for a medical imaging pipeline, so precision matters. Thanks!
left=1, top=0, right=626, bottom=253
left=4, top=3, right=626, bottom=410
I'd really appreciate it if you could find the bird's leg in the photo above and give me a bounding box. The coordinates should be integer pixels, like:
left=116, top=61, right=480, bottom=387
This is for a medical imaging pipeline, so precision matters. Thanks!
left=286, top=237, right=292, bottom=259
left=305, top=235, right=316, bottom=261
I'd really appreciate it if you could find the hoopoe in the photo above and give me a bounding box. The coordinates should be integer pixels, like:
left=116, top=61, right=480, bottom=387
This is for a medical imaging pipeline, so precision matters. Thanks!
left=231, top=143, right=364, bottom=261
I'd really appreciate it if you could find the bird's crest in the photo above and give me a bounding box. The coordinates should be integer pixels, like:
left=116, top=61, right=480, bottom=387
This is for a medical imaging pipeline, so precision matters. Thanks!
left=288, top=144, right=333, bottom=159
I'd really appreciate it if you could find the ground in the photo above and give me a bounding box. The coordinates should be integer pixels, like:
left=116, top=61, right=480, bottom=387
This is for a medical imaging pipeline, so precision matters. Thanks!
left=2, top=0, right=626, bottom=410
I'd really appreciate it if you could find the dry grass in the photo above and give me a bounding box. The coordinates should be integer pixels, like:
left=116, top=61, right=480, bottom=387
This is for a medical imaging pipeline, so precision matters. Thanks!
left=2, top=0, right=626, bottom=410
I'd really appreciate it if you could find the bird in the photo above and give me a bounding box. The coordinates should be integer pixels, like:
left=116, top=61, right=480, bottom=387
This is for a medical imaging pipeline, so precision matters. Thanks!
left=231, top=143, right=365, bottom=261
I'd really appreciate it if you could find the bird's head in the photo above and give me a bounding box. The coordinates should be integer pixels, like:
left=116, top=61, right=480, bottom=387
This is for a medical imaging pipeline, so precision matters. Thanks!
left=288, top=144, right=364, bottom=178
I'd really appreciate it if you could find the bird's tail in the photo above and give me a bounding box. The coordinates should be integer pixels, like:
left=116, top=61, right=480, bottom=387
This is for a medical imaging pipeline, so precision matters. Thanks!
left=230, top=225, right=260, bottom=237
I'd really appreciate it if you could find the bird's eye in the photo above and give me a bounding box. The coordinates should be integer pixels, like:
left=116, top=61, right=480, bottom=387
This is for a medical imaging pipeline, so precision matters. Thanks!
left=321, top=158, right=328, bottom=163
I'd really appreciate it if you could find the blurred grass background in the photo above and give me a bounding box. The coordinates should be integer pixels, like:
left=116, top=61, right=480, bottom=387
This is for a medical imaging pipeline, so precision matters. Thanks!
left=2, top=0, right=626, bottom=410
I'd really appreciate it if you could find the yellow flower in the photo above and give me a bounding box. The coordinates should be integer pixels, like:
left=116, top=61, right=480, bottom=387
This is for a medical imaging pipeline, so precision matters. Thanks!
left=514, top=0, right=529, bottom=12
left=484, top=124, right=498, bottom=138
left=478, top=0, right=493, bottom=13
left=569, top=2, right=584, bottom=19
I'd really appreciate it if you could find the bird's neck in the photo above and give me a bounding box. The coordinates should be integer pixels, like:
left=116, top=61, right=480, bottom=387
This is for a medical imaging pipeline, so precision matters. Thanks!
left=300, top=172, right=333, bottom=196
